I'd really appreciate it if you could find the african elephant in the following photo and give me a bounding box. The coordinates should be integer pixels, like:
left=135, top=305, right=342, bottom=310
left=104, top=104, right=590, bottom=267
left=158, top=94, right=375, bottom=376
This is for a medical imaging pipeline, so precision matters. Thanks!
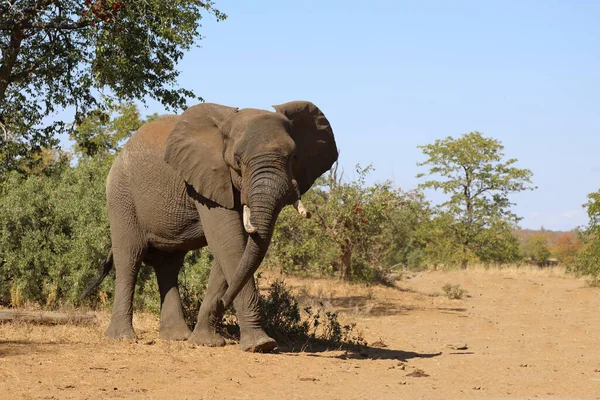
left=83, top=101, right=338, bottom=352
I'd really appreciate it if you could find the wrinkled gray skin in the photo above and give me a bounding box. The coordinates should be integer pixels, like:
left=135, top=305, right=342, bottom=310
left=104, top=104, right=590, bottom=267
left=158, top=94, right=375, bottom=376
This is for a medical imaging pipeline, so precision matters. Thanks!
left=102, top=101, right=337, bottom=352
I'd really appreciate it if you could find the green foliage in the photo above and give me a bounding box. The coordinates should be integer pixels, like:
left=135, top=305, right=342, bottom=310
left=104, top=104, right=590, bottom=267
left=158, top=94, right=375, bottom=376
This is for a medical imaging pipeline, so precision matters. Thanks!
left=0, top=157, right=113, bottom=307
left=71, top=103, right=144, bottom=159
left=574, top=190, right=600, bottom=280
left=442, top=283, right=468, bottom=300
left=179, top=250, right=213, bottom=327
left=416, top=131, right=535, bottom=267
left=520, top=234, right=551, bottom=265
left=0, top=0, right=225, bottom=181
left=267, top=164, right=429, bottom=282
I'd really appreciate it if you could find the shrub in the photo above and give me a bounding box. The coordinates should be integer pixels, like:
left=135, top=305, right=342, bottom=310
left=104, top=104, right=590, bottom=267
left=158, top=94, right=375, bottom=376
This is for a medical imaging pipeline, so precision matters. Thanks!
left=442, top=283, right=468, bottom=300
left=223, top=279, right=366, bottom=349
left=0, top=157, right=113, bottom=308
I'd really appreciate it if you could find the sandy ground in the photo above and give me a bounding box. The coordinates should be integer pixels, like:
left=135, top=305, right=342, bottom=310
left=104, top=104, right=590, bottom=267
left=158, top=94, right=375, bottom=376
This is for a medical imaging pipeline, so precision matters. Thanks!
left=1, top=268, right=600, bottom=399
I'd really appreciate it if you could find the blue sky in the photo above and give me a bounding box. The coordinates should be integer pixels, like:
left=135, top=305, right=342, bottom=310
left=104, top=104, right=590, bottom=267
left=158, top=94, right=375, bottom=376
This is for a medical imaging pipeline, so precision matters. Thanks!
left=60, top=1, right=600, bottom=231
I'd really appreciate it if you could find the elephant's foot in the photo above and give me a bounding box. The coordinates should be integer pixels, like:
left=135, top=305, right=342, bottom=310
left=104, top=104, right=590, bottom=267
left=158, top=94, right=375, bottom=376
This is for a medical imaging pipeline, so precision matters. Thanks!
left=188, top=327, right=226, bottom=347
left=159, top=323, right=192, bottom=341
left=105, top=320, right=138, bottom=340
left=239, top=329, right=277, bottom=353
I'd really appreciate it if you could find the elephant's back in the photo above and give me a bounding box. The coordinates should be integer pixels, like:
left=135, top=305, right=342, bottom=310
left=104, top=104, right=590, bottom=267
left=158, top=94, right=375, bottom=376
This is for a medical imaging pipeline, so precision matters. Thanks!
left=126, top=114, right=180, bottom=154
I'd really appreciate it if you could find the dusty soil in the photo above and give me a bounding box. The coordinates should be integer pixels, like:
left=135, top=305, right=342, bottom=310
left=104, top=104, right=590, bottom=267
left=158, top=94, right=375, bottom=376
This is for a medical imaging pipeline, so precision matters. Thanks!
left=1, top=268, right=600, bottom=399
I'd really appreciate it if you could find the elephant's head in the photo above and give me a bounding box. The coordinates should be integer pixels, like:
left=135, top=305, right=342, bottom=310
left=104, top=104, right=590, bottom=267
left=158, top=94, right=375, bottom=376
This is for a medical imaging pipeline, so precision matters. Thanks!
left=164, top=101, right=338, bottom=308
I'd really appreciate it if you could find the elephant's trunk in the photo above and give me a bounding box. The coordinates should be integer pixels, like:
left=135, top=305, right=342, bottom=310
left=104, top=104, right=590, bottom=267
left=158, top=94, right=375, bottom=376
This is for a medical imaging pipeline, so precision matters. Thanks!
left=220, top=159, right=288, bottom=309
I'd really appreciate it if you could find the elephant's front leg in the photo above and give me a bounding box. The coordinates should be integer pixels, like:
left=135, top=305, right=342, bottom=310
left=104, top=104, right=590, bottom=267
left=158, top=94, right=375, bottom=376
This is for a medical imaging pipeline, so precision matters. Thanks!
left=152, top=251, right=192, bottom=340
left=191, top=205, right=276, bottom=352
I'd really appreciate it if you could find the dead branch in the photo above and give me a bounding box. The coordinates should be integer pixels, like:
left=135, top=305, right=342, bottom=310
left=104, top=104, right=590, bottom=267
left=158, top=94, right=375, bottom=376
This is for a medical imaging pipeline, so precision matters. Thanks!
left=0, top=310, right=97, bottom=325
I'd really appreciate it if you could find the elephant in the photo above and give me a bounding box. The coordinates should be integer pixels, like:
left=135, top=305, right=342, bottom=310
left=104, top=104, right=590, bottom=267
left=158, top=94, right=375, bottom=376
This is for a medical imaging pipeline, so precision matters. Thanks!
left=83, top=101, right=338, bottom=352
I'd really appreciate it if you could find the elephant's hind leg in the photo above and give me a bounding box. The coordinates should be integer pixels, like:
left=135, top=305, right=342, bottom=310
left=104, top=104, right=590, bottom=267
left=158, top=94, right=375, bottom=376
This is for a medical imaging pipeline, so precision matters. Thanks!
left=189, top=259, right=227, bottom=347
left=151, top=251, right=192, bottom=341
left=106, top=244, right=144, bottom=340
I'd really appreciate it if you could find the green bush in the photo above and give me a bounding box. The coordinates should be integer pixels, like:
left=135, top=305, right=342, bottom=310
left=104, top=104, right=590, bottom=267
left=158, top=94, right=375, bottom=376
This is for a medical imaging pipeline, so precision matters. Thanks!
left=0, top=157, right=113, bottom=307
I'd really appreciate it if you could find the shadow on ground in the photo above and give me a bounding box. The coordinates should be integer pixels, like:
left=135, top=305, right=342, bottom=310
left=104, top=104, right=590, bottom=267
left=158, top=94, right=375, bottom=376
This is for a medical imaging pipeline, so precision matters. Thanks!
left=275, top=341, right=442, bottom=361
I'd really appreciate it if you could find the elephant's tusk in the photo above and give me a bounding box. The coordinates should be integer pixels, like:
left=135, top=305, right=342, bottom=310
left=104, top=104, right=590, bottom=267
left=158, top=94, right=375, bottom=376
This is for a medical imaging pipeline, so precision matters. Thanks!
left=243, top=205, right=258, bottom=233
left=293, top=200, right=311, bottom=219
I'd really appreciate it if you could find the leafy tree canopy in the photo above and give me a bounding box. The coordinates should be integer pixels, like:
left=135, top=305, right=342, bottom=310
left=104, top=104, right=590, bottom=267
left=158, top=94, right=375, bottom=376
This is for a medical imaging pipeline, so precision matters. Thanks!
left=417, top=131, right=535, bottom=267
left=0, top=0, right=225, bottom=177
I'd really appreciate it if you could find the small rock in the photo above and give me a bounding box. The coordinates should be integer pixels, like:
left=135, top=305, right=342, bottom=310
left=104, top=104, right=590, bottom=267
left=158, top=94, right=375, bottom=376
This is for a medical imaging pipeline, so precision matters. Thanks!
left=447, top=343, right=468, bottom=350
left=143, top=339, right=155, bottom=345
left=473, top=386, right=482, bottom=390
left=299, top=377, right=319, bottom=382
left=519, top=364, right=530, bottom=368
left=406, top=369, right=429, bottom=378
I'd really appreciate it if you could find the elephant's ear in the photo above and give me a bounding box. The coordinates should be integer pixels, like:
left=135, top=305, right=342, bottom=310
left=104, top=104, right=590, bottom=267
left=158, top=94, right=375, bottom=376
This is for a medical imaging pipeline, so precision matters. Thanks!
left=273, top=101, right=338, bottom=194
left=164, top=103, right=238, bottom=209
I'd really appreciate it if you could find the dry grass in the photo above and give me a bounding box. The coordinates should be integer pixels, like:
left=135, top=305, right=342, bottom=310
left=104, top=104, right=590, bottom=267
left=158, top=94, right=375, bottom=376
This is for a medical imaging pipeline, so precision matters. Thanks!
left=0, top=310, right=160, bottom=345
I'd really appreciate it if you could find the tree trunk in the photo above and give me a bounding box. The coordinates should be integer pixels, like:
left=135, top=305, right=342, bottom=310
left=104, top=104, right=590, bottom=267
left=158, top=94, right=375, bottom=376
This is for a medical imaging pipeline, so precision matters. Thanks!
left=0, top=29, right=23, bottom=103
left=461, top=243, right=468, bottom=269
left=339, top=241, right=352, bottom=280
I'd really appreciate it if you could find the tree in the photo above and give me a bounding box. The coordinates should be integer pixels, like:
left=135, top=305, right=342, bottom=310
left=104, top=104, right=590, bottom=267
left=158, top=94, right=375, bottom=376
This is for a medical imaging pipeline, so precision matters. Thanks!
left=417, top=131, right=535, bottom=267
left=574, top=190, right=600, bottom=283
left=549, top=232, right=582, bottom=266
left=267, top=164, right=429, bottom=281
left=70, top=102, right=145, bottom=159
left=0, top=1, right=226, bottom=178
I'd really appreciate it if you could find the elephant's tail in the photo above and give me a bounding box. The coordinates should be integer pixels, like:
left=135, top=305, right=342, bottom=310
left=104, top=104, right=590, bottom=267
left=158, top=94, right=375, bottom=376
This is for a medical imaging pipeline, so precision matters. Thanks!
left=80, top=249, right=114, bottom=300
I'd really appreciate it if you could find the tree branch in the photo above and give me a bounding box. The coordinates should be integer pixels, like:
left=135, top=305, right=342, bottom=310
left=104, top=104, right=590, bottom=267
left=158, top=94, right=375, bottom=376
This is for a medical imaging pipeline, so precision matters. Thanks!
left=0, top=20, right=93, bottom=31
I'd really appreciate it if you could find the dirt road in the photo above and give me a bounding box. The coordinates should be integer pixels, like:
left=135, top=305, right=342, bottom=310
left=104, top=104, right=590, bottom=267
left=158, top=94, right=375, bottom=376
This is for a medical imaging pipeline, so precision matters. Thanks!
left=1, top=268, right=599, bottom=399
